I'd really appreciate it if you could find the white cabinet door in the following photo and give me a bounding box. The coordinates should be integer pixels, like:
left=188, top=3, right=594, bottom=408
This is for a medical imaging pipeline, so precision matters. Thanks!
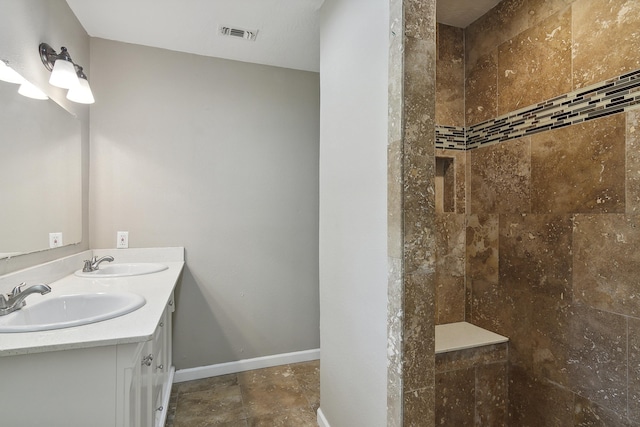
left=139, top=339, right=156, bottom=427
left=153, top=295, right=175, bottom=427
left=0, top=346, right=117, bottom=427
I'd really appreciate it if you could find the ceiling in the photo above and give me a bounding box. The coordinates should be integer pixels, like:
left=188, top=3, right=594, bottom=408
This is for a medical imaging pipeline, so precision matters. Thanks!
left=65, top=0, right=501, bottom=73
left=437, top=0, right=502, bottom=28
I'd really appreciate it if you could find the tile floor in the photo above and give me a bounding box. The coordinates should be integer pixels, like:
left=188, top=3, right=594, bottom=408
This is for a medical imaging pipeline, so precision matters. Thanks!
left=165, top=360, right=320, bottom=427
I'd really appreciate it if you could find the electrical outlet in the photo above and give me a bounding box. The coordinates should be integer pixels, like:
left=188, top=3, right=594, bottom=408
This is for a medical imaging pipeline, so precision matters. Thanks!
left=117, top=231, right=129, bottom=249
left=49, top=232, right=63, bottom=248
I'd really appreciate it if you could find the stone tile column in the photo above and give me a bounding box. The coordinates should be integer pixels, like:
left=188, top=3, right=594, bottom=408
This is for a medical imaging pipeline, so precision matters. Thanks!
left=387, top=0, right=437, bottom=425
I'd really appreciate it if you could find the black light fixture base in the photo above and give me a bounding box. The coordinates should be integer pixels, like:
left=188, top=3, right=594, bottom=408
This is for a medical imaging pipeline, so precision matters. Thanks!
left=39, top=42, right=57, bottom=71
left=39, top=43, right=74, bottom=72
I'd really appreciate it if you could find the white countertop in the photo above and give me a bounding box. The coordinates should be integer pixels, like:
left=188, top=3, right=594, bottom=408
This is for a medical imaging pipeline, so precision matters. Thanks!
left=435, top=321, right=508, bottom=354
left=0, top=248, right=184, bottom=357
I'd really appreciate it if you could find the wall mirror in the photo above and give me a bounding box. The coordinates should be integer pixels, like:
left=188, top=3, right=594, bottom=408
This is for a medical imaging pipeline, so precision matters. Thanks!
left=0, top=80, right=82, bottom=258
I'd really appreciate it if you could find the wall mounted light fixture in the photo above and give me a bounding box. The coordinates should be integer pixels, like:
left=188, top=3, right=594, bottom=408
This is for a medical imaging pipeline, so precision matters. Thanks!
left=17, top=80, right=49, bottom=100
left=0, top=59, right=49, bottom=100
left=66, top=66, right=94, bottom=104
left=39, top=43, right=94, bottom=104
left=0, top=59, right=24, bottom=84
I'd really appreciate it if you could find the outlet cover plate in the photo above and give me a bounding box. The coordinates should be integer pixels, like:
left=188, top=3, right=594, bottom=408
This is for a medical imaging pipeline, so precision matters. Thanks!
left=49, top=232, right=63, bottom=248
left=117, top=231, right=129, bottom=249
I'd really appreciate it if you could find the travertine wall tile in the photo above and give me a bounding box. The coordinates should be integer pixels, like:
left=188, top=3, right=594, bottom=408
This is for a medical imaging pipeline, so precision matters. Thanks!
left=565, top=305, right=628, bottom=415
left=402, top=271, right=435, bottom=392
left=530, top=114, right=626, bottom=214
left=627, top=110, right=640, bottom=214
left=403, top=153, right=435, bottom=274
left=465, top=151, right=472, bottom=217
left=456, top=0, right=640, bottom=424
left=387, top=258, right=403, bottom=427
left=403, top=387, right=435, bottom=427
left=466, top=214, right=499, bottom=289
left=499, top=213, right=573, bottom=373
left=499, top=214, right=572, bottom=300
left=574, top=394, right=635, bottom=426
left=466, top=214, right=501, bottom=330
left=573, top=214, right=640, bottom=317
left=435, top=343, right=507, bottom=373
left=466, top=0, right=577, bottom=70
left=402, top=36, right=436, bottom=280
left=470, top=138, right=531, bottom=214
left=404, top=0, right=435, bottom=41
left=513, top=301, right=629, bottom=419
left=435, top=343, right=508, bottom=426
left=436, top=24, right=465, bottom=127
left=403, top=39, right=436, bottom=163
left=388, top=140, right=404, bottom=259
left=401, top=2, right=436, bottom=425
left=435, top=213, right=466, bottom=324
left=387, top=1, right=404, bottom=425
left=572, top=0, right=640, bottom=88
left=629, top=317, right=640, bottom=423
left=435, top=368, right=475, bottom=425
left=475, top=363, right=508, bottom=426
left=508, top=366, right=575, bottom=426
left=465, top=51, right=498, bottom=126
left=464, top=0, right=516, bottom=69
left=530, top=300, right=573, bottom=386
left=389, top=0, right=404, bottom=148
left=497, top=8, right=572, bottom=114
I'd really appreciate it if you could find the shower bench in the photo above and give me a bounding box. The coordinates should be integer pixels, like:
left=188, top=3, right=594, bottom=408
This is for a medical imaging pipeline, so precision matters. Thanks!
left=435, top=322, right=509, bottom=425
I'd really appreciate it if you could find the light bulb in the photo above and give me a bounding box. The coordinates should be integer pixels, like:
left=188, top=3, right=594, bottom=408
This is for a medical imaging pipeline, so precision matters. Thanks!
left=49, top=59, right=79, bottom=89
left=66, top=77, right=95, bottom=104
left=0, top=61, right=25, bottom=84
left=18, top=81, right=49, bottom=100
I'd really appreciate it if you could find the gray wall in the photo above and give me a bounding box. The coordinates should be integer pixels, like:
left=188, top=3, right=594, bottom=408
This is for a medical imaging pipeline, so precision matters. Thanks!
left=0, top=0, right=90, bottom=276
left=319, top=0, right=389, bottom=425
left=89, top=38, right=320, bottom=369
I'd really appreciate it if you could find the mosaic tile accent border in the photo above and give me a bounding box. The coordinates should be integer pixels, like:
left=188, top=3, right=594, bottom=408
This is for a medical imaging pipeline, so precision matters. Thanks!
left=435, top=125, right=466, bottom=150
left=435, top=69, right=640, bottom=151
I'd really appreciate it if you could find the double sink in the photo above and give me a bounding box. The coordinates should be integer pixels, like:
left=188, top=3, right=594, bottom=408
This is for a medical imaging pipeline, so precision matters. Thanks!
left=0, top=262, right=167, bottom=333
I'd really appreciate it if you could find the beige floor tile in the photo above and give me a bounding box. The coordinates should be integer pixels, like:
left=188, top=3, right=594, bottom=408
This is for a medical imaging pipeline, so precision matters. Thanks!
left=246, top=407, right=317, bottom=427
left=167, top=361, right=321, bottom=427
left=177, top=373, right=238, bottom=394
left=241, top=382, right=309, bottom=418
left=175, top=385, right=247, bottom=425
left=237, top=365, right=296, bottom=387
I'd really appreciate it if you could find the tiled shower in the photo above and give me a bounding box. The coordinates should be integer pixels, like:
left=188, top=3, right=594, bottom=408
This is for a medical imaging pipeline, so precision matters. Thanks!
left=431, top=0, right=640, bottom=425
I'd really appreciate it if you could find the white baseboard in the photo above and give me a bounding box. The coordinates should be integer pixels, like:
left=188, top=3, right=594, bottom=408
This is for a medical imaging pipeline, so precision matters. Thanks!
left=173, top=348, right=320, bottom=383
left=317, top=408, right=331, bottom=427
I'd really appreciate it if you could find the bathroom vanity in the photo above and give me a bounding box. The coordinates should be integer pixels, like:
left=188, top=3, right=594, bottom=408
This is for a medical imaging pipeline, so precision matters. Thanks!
left=0, top=248, right=184, bottom=427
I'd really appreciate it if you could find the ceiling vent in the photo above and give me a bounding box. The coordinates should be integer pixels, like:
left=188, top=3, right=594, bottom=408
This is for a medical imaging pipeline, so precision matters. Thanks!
left=219, top=26, right=258, bottom=41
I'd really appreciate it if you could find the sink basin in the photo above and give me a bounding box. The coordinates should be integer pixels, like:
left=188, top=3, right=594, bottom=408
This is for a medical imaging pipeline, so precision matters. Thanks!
left=74, top=262, right=168, bottom=278
left=0, top=292, right=146, bottom=333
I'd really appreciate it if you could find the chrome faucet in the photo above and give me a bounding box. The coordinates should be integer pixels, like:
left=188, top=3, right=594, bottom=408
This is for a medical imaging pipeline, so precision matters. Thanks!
left=0, top=283, right=52, bottom=316
left=82, top=255, right=115, bottom=272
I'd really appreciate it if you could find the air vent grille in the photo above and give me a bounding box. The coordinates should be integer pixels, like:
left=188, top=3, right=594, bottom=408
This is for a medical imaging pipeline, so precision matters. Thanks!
left=219, top=26, right=258, bottom=41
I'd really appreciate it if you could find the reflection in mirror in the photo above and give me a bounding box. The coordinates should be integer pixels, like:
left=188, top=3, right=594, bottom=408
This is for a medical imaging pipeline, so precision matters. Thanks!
left=0, top=79, right=81, bottom=258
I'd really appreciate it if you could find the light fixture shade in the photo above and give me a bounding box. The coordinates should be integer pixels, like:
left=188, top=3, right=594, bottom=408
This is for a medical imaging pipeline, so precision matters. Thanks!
left=66, top=77, right=95, bottom=104
left=18, top=81, right=49, bottom=100
left=0, top=61, right=25, bottom=84
left=49, top=58, right=79, bottom=89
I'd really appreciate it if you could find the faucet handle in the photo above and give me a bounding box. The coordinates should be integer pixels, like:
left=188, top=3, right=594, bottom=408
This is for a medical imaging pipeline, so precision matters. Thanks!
left=11, top=282, right=25, bottom=297
left=82, top=259, right=94, bottom=272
